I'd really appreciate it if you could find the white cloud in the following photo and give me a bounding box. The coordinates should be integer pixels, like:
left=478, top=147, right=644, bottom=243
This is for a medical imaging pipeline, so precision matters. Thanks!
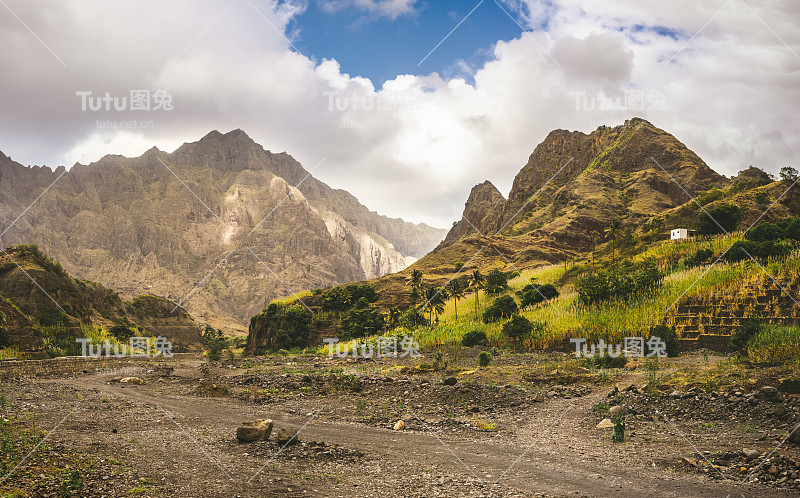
left=320, top=0, right=418, bottom=20
left=0, top=0, right=798, bottom=228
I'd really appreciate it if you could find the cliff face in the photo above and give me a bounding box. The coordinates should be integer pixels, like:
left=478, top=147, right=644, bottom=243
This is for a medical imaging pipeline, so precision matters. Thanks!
left=0, top=130, right=446, bottom=333
left=439, top=118, right=730, bottom=255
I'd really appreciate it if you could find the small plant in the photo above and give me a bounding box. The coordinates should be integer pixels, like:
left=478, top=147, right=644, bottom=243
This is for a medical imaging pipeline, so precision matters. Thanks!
left=612, top=414, right=625, bottom=443
left=432, top=350, right=447, bottom=372
left=477, top=351, right=492, bottom=368
left=461, top=330, right=487, bottom=347
left=356, top=400, right=367, bottom=412
left=592, top=402, right=609, bottom=416
left=644, top=357, right=659, bottom=394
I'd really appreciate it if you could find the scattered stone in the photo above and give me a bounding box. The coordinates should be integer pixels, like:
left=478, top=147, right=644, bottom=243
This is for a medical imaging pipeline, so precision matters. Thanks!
left=682, top=457, right=698, bottom=467
left=393, top=420, right=405, bottom=431
left=596, top=418, right=615, bottom=429
left=467, top=405, right=480, bottom=413
left=758, top=386, right=783, bottom=403
left=742, top=448, right=761, bottom=461
left=789, top=424, right=800, bottom=445
left=237, top=419, right=273, bottom=443
left=119, top=377, right=143, bottom=385
left=443, top=377, right=457, bottom=386
left=275, top=427, right=300, bottom=446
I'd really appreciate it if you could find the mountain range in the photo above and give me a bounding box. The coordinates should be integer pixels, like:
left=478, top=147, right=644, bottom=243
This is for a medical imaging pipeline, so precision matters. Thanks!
left=0, top=130, right=446, bottom=333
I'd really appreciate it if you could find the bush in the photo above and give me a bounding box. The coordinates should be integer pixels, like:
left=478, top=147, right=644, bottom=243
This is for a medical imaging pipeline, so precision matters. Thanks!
left=501, top=314, right=532, bottom=342
left=695, top=203, right=741, bottom=235
left=723, top=239, right=790, bottom=263
left=684, top=248, right=713, bottom=268
left=461, top=330, right=487, bottom=347
left=746, top=221, right=784, bottom=242
left=483, top=295, right=518, bottom=323
left=730, top=319, right=761, bottom=353
left=648, top=324, right=679, bottom=357
left=109, top=323, right=135, bottom=340
left=341, top=299, right=385, bottom=339
left=576, top=260, right=664, bottom=306
left=484, top=269, right=509, bottom=295
left=250, top=303, right=312, bottom=351
left=519, top=283, right=560, bottom=308
left=780, top=166, right=799, bottom=183
left=478, top=351, right=492, bottom=368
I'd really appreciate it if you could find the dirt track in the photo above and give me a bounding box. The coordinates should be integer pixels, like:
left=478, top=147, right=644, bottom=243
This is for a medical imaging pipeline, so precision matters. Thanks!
left=1, top=355, right=797, bottom=497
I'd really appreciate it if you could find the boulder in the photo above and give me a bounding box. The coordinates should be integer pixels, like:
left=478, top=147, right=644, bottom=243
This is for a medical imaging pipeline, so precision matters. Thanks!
left=443, top=377, right=457, bottom=386
left=596, top=418, right=615, bottom=429
left=120, top=377, right=143, bottom=385
left=275, top=427, right=300, bottom=446
left=609, top=405, right=625, bottom=417
left=237, top=419, right=273, bottom=443
left=742, top=448, right=761, bottom=461
left=757, top=386, right=783, bottom=403
left=789, top=423, right=800, bottom=445
left=393, top=420, right=405, bottom=431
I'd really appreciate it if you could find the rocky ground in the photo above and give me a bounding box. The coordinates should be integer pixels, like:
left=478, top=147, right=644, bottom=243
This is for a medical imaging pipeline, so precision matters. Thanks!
left=1, top=351, right=799, bottom=497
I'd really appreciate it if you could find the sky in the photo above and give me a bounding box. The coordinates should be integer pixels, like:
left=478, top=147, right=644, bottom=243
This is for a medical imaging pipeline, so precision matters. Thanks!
left=0, top=0, right=798, bottom=228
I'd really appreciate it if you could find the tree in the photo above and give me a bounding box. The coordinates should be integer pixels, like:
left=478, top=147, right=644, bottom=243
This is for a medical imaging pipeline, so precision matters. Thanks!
left=469, top=269, right=485, bottom=317
left=483, top=295, right=518, bottom=323
left=386, top=307, right=401, bottom=330
left=589, top=230, right=600, bottom=266
left=502, top=315, right=532, bottom=344
left=406, top=269, right=423, bottom=304
left=423, top=287, right=448, bottom=323
left=448, top=279, right=466, bottom=319
left=695, top=203, right=741, bottom=235
left=484, top=268, right=509, bottom=295
left=605, top=219, right=623, bottom=263
left=519, top=283, right=559, bottom=308
left=341, top=298, right=384, bottom=339
left=461, top=330, right=487, bottom=347
left=780, top=166, right=799, bottom=183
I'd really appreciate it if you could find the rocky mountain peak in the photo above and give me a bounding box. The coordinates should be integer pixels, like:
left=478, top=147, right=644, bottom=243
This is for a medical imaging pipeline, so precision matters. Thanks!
left=438, top=118, right=731, bottom=254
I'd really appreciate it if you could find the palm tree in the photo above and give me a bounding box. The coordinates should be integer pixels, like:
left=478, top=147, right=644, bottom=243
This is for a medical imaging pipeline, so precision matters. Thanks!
left=387, top=307, right=401, bottom=330
left=590, top=229, right=600, bottom=266
left=423, top=287, right=448, bottom=323
left=406, top=269, right=423, bottom=304
left=605, top=219, right=623, bottom=263
left=449, top=279, right=466, bottom=319
left=469, top=269, right=485, bottom=317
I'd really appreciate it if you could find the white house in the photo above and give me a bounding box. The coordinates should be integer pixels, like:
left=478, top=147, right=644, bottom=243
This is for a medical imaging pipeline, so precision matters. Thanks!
left=670, top=228, right=694, bottom=240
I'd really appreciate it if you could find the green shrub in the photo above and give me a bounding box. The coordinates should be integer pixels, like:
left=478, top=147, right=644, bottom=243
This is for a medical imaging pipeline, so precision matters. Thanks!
left=684, top=248, right=713, bottom=268
left=501, top=314, right=532, bottom=342
left=695, top=203, right=741, bottom=235
left=483, top=295, right=518, bottom=323
left=461, top=330, right=487, bottom=347
left=341, top=298, right=384, bottom=339
left=648, top=324, right=679, bottom=357
left=576, top=260, right=664, bottom=306
left=484, top=269, right=510, bottom=295
left=477, top=351, right=492, bottom=368
left=730, top=319, right=761, bottom=353
left=519, top=283, right=560, bottom=308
